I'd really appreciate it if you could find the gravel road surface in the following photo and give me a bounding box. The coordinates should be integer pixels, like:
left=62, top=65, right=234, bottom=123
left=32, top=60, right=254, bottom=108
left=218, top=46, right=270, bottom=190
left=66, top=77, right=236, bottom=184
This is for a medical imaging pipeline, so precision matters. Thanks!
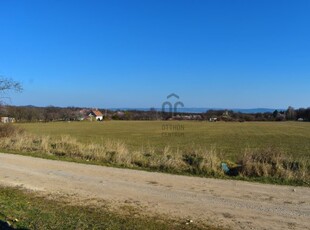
left=0, top=153, right=309, bottom=229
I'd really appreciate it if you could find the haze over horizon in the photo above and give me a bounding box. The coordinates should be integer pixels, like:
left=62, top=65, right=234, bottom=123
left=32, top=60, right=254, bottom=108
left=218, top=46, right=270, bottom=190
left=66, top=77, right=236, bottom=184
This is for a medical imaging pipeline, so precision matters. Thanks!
left=1, top=1, right=309, bottom=109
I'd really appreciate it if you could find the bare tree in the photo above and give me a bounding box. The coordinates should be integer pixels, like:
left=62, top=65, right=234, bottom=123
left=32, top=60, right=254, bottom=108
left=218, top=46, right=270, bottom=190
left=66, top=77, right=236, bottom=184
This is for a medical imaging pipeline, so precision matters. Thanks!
left=0, top=77, right=23, bottom=104
left=286, top=106, right=296, bottom=121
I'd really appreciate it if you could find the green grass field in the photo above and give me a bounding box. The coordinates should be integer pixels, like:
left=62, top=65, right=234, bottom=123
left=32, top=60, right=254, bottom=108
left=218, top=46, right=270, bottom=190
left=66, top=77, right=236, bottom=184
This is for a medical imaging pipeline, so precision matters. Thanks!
left=17, top=121, right=310, bottom=160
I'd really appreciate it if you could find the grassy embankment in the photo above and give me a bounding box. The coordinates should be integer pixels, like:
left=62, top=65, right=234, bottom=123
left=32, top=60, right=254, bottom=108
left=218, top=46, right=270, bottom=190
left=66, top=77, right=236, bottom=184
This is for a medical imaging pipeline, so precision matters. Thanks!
left=1, top=121, right=309, bottom=185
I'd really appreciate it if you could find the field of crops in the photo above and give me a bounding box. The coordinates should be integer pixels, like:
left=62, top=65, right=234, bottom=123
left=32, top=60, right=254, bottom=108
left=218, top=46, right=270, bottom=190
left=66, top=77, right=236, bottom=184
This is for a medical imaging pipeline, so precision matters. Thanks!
left=17, top=121, right=310, bottom=160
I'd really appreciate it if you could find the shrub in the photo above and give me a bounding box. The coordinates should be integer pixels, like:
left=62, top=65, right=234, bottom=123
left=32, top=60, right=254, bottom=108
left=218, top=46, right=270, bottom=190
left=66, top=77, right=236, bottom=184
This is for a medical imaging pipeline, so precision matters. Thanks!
left=239, top=148, right=309, bottom=182
left=0, top=124, right=23, bottom=138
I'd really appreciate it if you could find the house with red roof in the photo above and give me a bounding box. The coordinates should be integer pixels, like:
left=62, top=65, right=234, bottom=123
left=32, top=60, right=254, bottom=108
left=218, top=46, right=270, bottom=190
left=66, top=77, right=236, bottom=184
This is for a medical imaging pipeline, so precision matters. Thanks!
left=88, top=109, right=104, bottom=121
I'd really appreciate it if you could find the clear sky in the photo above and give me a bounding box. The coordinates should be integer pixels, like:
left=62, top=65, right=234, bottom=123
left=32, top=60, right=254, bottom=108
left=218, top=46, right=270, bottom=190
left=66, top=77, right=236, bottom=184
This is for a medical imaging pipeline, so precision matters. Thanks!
left=0, top=0, right=309, bottom=109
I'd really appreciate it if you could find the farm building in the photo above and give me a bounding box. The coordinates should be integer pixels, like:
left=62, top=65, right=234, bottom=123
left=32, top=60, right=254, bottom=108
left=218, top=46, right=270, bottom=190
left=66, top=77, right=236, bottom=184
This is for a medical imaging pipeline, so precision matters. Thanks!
left=89, top=110, right=104, bottom=121
left=1, top=117, right=16, bottom=123
left=209, top=117, right=218, bottom=122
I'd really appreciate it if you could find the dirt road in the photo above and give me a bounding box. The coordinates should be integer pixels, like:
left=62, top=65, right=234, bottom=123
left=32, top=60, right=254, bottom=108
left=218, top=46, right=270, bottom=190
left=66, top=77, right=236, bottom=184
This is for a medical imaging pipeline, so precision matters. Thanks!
left=0, top=153, right=309, bottom=230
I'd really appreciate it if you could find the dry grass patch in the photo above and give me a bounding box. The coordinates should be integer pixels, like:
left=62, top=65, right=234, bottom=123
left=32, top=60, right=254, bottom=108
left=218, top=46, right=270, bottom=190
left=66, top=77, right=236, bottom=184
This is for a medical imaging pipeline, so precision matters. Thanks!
left=239, top=148, right=309, bottom=182
left=0, top=124, right=23, bottom=138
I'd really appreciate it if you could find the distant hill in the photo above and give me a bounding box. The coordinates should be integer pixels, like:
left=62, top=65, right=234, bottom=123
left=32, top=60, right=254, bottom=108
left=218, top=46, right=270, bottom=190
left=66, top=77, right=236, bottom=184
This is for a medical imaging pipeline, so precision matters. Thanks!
left=231, top=108, right=284, bottom=114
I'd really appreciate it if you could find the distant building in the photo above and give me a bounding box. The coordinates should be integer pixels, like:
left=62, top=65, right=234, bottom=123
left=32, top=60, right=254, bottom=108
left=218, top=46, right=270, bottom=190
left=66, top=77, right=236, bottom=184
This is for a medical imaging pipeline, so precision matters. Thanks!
left=89, top=110, right=104, bottom=121
left=209, top=117, right=218, bottom=122
left=1, top=117, right=15, bottom=123
left=170, top=114, right=202, bottom=121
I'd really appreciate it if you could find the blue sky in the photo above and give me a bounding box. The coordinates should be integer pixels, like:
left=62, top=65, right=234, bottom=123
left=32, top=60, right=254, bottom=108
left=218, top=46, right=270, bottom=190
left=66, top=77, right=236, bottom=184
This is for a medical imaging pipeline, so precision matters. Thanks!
left=0, top=0, right=309, bottom=109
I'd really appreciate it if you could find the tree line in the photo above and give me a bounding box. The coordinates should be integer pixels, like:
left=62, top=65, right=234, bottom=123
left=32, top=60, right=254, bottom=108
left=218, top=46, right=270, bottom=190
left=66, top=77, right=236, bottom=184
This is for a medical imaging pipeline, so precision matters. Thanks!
left=1, top=78, right=309, bottom=122
left=0, top=105, right=310, bottom=122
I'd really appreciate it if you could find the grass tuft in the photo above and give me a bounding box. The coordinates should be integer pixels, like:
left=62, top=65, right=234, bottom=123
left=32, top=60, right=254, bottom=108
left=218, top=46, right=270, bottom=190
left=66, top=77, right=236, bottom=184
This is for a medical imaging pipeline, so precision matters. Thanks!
left=239, top=147, right=309, bottom=182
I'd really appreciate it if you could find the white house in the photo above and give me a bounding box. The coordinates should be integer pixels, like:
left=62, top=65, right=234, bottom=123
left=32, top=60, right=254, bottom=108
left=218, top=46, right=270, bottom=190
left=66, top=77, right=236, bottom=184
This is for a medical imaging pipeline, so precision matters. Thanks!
left=1, top=117, right=15, bottom=123
left=89, top=110, right=104, bottom=121
left=209, top=117, right=218, bottom=122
